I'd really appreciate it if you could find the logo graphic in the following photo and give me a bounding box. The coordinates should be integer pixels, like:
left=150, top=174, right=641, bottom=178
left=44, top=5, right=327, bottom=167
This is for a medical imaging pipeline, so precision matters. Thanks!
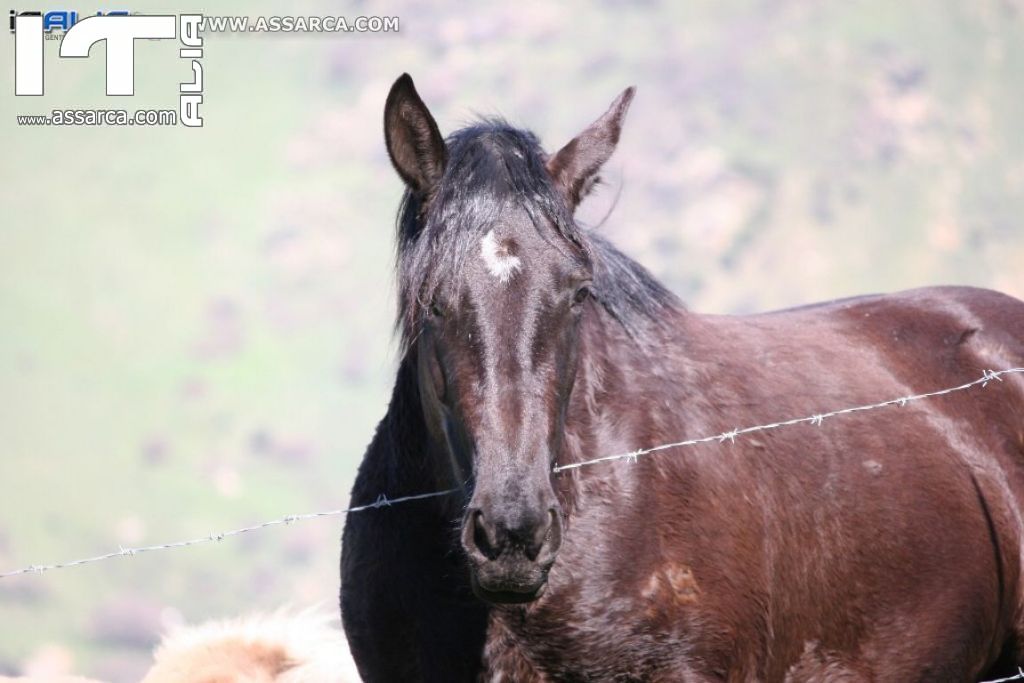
left=13, top=12, right=204, bottom=127
left=8, top=9, right=129, bottom=32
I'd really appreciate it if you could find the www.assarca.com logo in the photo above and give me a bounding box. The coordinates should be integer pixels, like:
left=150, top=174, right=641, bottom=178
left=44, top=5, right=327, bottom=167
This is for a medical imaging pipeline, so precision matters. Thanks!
left=12, top=11, right=204, bottom=127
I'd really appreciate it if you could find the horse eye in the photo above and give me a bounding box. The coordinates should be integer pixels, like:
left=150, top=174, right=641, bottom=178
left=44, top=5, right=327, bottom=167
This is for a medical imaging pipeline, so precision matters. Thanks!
left=430, top=301, right=444, bottom=318
left=572, top=286, right=591, bottom=307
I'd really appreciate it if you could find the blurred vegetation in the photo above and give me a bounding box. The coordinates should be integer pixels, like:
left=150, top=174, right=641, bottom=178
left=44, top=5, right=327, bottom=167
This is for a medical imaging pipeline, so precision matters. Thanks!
left=1, top=0, right=1022, bottom=679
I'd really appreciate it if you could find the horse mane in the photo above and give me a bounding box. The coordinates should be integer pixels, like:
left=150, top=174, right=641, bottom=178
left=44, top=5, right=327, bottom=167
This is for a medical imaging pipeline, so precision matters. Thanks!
left=393, top=118, right=680, bottom=350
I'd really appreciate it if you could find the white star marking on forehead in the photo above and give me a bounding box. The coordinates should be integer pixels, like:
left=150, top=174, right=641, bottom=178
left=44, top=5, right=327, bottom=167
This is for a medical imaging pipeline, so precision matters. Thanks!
left=480, top=230, right=522, bottom=284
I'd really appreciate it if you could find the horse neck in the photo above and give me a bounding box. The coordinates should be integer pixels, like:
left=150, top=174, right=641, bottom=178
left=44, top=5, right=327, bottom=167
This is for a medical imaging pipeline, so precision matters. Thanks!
left=581, top=300, right=693, bottom=415
left=555, top=303, right=698, bottom=505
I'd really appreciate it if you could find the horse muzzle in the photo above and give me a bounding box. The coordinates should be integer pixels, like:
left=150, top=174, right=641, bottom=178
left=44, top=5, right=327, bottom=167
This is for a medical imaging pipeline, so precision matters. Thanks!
left=461, top=505, right=563, bottom=604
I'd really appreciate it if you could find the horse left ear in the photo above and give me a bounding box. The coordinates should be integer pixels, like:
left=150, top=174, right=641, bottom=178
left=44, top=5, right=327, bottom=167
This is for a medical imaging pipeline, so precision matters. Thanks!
left=546, top=86, right=635, bottom=210
left=384, top=73, right=447, bottom=198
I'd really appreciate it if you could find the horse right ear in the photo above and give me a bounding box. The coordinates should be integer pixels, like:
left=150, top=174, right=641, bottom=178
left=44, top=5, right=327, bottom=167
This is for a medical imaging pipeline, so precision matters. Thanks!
left=384, top=74, right=447, bottom=198
left=546, top=87, right=635, bottom=211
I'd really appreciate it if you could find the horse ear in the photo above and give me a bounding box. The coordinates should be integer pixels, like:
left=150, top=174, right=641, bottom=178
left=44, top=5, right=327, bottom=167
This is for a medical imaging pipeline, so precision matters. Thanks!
left=546, top=87, right=635, bottom=210
left=384, top=73, right=447, bottom=197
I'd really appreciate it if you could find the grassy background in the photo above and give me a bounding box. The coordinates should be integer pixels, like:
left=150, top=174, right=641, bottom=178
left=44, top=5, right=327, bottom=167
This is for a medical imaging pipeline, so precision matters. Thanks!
left=1, top=1, right=1023, bottom=679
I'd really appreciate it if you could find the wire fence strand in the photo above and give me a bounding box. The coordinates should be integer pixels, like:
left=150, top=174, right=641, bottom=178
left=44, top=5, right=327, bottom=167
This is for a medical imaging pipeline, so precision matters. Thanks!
left=2, top=367, right=1023, bottom=581
left=552, top=366, right=1024, bottom=472
left=0, top=488, right=459, bottom=579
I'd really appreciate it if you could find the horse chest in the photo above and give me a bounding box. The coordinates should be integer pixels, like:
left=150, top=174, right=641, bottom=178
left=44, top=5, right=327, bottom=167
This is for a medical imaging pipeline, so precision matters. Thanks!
left=483, top=573, right=726, bottom=681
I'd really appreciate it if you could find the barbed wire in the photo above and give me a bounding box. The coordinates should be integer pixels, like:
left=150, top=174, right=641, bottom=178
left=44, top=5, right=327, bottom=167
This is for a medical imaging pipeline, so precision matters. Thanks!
left=984, top=668, right=1024, bottom=683
left=1, top=367, right=1022, bottom=580
left=0, top=488, right=459, bottom=579
left=552, top=366, right=1024, bottom=472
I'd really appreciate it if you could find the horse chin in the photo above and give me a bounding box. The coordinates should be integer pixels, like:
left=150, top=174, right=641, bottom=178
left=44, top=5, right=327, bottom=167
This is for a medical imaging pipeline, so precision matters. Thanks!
left=470, top=571, right=548, bottom=605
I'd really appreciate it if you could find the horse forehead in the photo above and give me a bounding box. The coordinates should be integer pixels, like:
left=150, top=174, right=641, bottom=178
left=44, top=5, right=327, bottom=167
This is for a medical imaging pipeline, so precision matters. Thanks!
left=479, top=229, right=524, bottom=285
left=462, top=228, right=556, bottom=353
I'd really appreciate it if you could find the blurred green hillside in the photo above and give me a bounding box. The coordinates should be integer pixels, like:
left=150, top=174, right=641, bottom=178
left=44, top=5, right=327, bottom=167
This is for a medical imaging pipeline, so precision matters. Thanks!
left=1, top=1, right=1022, bottom=679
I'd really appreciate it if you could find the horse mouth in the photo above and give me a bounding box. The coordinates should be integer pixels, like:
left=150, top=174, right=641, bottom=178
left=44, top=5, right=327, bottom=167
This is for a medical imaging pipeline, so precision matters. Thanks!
left=469, top=571, right=548, bottom=604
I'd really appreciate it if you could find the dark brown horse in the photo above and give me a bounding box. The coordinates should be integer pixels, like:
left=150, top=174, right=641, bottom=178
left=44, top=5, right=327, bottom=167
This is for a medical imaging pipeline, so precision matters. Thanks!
left=340, top=73, right=1024, bottom=681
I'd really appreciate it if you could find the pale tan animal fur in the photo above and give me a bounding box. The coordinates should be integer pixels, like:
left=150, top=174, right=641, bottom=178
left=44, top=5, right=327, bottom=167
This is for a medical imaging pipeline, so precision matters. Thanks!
left=141, top=608, right=361, bottom=683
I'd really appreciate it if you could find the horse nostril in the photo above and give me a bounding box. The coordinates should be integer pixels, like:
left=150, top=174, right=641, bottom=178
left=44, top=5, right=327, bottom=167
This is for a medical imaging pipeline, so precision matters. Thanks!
left=525, top=509, right=553, bottom=561
left=535, top=507, right=563, bottom=566
left=462, top=509, right=502, bottom=562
